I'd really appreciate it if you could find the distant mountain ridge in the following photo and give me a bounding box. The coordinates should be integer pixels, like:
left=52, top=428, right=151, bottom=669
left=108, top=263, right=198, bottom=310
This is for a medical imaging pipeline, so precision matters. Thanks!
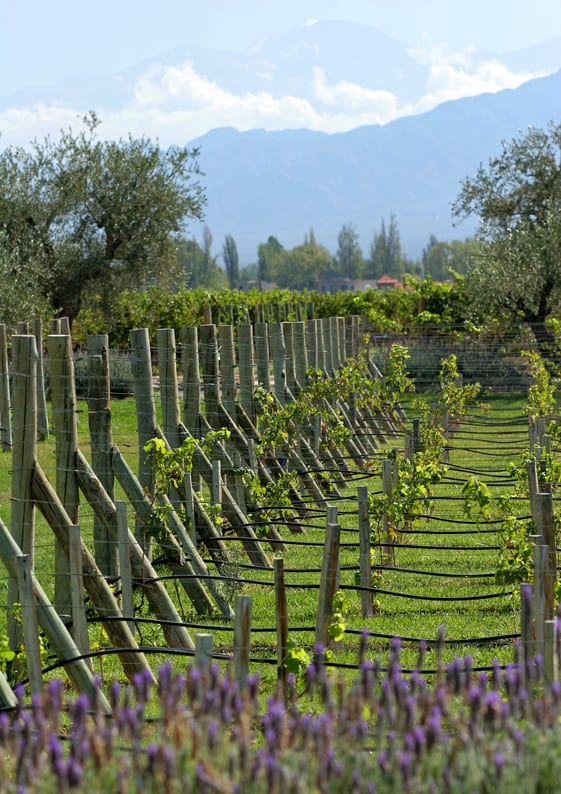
left=2, top=19, right=561, bottom=264
left=188, top=68, right=561, bottom=264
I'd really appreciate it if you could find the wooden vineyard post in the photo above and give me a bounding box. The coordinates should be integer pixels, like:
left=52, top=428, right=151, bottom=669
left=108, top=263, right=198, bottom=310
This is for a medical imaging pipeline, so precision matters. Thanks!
left=382, top=458, right=395, bottom=566
left=157, top=328, right=181, bottom=450
left=0, top=324, right=12, bottom=451
left=195, top=633, right=214, bottom=678
left=358, top=486, right=374, bottom=617
left=181, top=326, right=202, bottom=439
left=533, top=543, right=546, bottom=659
left=254, top=322, right=271, bottom=393
left=274, top=557, right=288, bottom=702
left=157, top=328, right=184, bottom=513
left=293, top=319, right=309, bottom=401
left=87, top=334, right=118, bottom=578
left=535, top=491, right=556, bottom=621
left=282, top=321, right=297, bottom=395
left=49, top=334, right=80, bottom=616
left=199, top=323, right=222, bottom=429
left=306, top=319, right=318, bottom=373
left=32, top=318, right=49, bottom=441
left=314, top=509, right=341, bottom=650
left=234, top=594, right=252, bottom=691
left=68, top=524, right=92, bottom=670
left=130, top=328, right=158, bottom=555
left=8, top=335, right=37, bottom=652
left=520, top=583, right=534, bottom=676
left=238, top=324, right=256, bottom=424
left=268, top=323, right=287, bottom=405
left=217, top=324, right=237, bottom=418
left=544, top=619, right=558, bottom=684
left=116, top=501, right=135, bottom=635
left=15, top=554, right=43, bottom=694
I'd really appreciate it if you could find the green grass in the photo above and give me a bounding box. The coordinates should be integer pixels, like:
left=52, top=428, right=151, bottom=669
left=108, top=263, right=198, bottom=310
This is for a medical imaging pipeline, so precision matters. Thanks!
left=0, top=389, right=537, bottom=697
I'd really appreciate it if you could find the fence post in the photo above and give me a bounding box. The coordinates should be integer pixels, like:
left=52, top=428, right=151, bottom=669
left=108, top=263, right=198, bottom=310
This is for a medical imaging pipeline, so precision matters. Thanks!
left=535, top=491, right=556, bottom=620
left=520, top=583, right=534, bottom=676
left=314, top=510, right=341, bottom=650
left=8, top=335, right=37, bottom=652
left=32, top=318, right=49, bottom=441
left=382, top=458, right=395, bottom=566
left=49, top=334, right=80, bottom=616
left=0, top=324, right=12, bottom=451
left=157, top=328, right=181, bottom=449
left=116, top=501, right=135, bottom=636
left=234, top=594, right=252, bottom=691
left=87, top=334, right=118, bottom=578
left=217, top=324, right=237, bottom=418
left=15, top=554, right=43, bottom=694
left=238, top=324, right=256, bottom=424
left=67, top=524, right=92, bottom=670
left=274, top=557, right=288, bottom=702
left=130, top=328, right=157, bottom=556
left=195, top=633, right=214, bottom=678
left=358, top=486, right=374, bottom=617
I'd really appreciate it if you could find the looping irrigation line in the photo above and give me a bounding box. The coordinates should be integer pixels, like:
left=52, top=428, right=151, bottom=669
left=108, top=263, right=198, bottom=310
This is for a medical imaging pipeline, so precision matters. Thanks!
left=345, top=586, right=511, bottom=602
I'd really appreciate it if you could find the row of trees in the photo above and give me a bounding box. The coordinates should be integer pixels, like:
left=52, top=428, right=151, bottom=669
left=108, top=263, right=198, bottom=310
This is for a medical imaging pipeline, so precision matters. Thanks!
left=185, top=219, right=476, bottom=292
left=1, top=115, right=560, bottom=357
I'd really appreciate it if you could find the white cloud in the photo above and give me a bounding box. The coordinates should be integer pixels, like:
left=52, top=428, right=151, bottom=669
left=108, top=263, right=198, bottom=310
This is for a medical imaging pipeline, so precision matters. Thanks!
left=0, top=54, right=552, bottom=150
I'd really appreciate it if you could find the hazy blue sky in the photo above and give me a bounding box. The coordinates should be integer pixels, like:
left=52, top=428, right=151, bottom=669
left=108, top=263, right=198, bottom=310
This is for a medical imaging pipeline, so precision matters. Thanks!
left=1, top=0, right=560, bottom=147
left=3, top=0, right=559, bottom=93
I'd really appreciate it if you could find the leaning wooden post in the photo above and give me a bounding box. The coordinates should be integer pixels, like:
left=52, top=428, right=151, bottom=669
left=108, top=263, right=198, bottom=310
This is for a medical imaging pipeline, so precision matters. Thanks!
left=274, top=557, right=288, bottom=703
left=15, top=554, right=43, bottom=694
left=87, top=334, right=118, bottom=578
left=0, top=324, right=12, bottom=451
left=0, top=518, right=111, bottom=708
left=8, top=335, right=37, bottom=651
left=314, top=510, right=341, bottom=650
left=32, top=318, right=49, bottom=441
left=358, top=486, right=374, bottom=617
left=49, top=334, right=79, bottom=615
left=130, top=328, right=157, bottom=555
left=234, top=594, right=252, bottom=691
left=68, top=524, right=92, bottom=671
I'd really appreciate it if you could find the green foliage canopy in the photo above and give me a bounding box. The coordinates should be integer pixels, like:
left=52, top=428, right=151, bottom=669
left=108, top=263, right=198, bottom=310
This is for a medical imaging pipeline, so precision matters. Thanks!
left=0, top=112, right=206, bottom=325
left=452, top=121, right=561, bottom=352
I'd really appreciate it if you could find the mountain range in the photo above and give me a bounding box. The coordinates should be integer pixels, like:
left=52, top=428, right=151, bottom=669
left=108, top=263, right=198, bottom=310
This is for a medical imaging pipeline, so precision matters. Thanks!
left=189, top=67, right=561, bottom=263
left=2, top=19, right=561, bottom=264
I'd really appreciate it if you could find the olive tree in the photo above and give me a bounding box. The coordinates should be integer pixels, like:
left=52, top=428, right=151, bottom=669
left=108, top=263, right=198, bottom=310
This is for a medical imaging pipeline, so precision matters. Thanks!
left=452, top=122, right=561, bottom=353
left=0, top=112, right=205, bottom=325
